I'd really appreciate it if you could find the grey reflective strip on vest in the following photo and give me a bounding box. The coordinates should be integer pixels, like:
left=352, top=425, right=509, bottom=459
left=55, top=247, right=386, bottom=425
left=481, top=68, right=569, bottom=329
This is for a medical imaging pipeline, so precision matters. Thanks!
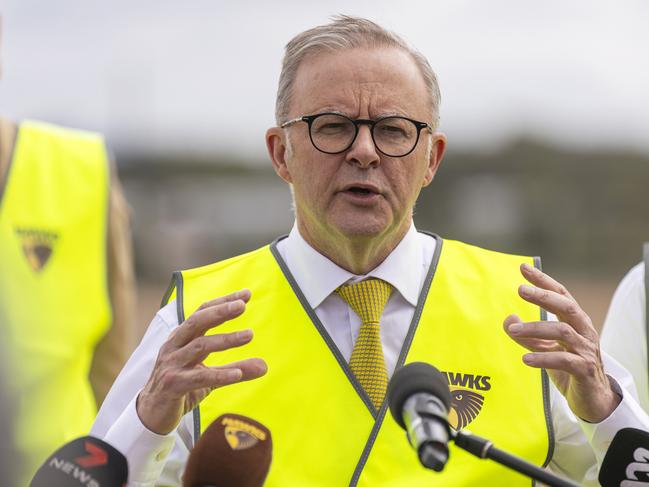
left=644, top=243, right=649, bottom=390
left=161, top=271, right=202, bottom=446
left=534, top=256, right=555, bottom=473
left=269, top=236, right=379, bottom=417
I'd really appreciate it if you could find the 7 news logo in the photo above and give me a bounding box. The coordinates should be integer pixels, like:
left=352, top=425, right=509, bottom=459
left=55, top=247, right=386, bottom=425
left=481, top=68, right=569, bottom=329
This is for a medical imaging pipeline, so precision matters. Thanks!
left=49, top=441, right=107, bottom=487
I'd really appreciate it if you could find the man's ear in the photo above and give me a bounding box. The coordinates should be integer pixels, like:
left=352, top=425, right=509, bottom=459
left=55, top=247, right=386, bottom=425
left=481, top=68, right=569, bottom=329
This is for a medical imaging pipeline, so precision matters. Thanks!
left=266, top=127, right=292, bottom=184
left=422, top=132, right=447, bottom=187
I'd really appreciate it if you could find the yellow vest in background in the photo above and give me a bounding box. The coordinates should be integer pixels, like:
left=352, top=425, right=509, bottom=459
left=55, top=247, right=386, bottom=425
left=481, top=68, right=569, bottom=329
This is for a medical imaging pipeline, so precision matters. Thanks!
left=0, top=120, right=111, bottom=485
left=165, top=237, right=552, bottom=485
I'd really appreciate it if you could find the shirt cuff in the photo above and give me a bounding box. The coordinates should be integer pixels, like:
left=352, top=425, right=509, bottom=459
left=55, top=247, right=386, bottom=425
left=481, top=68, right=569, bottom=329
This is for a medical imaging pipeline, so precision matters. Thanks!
left=104, top=393, right=176, bottom=486
left=579, top=376, right=649, bottom=464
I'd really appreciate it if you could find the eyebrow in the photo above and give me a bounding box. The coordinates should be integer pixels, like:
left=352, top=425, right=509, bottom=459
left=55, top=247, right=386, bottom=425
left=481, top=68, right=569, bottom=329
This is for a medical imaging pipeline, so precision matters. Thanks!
left=311, top=109, right=410, bottom=119
left=311, top=108, right=348, bottom=116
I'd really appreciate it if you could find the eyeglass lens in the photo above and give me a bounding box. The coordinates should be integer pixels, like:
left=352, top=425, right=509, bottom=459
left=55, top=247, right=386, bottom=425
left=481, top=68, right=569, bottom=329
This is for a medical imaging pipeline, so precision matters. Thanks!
left=309, top=114, right=419, bottom=156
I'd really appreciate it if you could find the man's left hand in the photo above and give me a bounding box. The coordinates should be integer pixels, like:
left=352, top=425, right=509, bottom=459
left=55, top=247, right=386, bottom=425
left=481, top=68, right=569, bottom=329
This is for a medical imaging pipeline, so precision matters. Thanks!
left=504, top=263, right=620, bottom=423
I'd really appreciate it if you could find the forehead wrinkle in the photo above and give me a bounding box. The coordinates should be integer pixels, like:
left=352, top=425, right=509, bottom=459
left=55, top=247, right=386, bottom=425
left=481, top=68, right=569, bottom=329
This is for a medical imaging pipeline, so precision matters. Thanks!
left=357, top=82, right=414, bottom=119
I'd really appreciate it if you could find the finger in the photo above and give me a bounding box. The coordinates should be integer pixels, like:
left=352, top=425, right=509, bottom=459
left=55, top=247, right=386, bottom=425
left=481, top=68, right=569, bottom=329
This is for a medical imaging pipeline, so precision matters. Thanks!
left=174, top=367, right=246, bottom=393
left=503, top=314, right=521, bottom=330
left=171, top=299, right=247, bottom=348
left=172, top=329, right=254, bottom=366
left=196, top=289, right=251, bottom=312
left=503, top=314, right=560, bottom=352
left=183, top=359, right=268, bottom=395
left=517, top=285, right=593, bottom=337
left=506, top=321, right=587, bottom=352
left=169, top=289, right=250, bottom=347
left=520, top=263, right=575, bottom=300
left=521, top=351, right=589, bottom=377
left=506, top=335, right=561, bottom=353
left=214, top=358, right=268, bottom=381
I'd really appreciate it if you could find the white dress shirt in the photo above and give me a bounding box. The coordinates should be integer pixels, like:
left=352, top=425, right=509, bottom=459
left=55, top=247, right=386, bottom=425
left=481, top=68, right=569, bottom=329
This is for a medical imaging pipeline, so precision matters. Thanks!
left=92, top=224, right=649, bottom=486
left=601, top=262, right=648, bottom=411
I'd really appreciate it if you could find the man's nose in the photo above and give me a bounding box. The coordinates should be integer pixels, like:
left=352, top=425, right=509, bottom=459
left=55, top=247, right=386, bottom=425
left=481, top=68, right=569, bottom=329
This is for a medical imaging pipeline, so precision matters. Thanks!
left=345, top=125, right=380, bottom=168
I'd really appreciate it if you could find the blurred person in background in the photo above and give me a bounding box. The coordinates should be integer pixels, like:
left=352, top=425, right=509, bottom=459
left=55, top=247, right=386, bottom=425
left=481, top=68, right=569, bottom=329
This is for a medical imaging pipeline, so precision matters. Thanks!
left=92, top=16, right=649, bottom=486
left=601, top=244, right=648, bottom=411
left=0, top=315, right=18, bottom=487
left=0, top=18, right=137, bottom=486
left=0, top=379, right=17, bottom=487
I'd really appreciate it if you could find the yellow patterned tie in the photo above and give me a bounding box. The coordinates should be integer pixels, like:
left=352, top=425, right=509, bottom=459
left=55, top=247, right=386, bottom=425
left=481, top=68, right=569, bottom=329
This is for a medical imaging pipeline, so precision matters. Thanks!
left=336, top=278, right=393, bottom=409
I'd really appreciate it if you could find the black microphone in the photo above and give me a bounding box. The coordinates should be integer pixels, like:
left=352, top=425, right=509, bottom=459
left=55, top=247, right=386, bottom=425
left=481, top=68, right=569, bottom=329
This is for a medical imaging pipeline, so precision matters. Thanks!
left=387, top=361, right=452, bottom=471
left=29, top=436, right=128, bottom=487
left=599, top=427, right=649, bottom=486
left=183, top=413, right=272, bottom=487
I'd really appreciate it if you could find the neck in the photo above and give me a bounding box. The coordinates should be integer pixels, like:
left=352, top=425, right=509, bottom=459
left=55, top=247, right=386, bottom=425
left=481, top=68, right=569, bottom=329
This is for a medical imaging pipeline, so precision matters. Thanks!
left=297, top=220, right=411, bottom=275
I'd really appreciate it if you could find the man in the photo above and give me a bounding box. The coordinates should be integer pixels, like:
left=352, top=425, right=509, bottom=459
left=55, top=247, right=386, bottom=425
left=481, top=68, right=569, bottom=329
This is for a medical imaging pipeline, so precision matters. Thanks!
left=601, top=244, right=648, bottom=411
left=0, top=23, right=137, bottom=484
left=93, top=16, right=649, bottom=486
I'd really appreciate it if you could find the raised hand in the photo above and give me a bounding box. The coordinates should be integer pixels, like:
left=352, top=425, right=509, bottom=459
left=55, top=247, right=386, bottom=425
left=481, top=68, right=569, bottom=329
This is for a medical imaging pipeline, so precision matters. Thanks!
left=504, top=263, right=620, bottom=423
left=137, top=289, right=267, bottom=434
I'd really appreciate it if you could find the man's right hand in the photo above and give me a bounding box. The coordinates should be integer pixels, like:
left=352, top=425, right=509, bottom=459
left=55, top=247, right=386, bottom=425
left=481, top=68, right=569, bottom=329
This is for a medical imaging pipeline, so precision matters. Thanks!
left=136, top=289, right=267, bottom=435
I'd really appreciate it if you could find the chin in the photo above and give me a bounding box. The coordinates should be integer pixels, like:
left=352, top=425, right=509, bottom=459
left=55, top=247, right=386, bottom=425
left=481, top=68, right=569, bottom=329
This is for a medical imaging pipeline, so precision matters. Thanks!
left=332, top=218, right=391, bottom=239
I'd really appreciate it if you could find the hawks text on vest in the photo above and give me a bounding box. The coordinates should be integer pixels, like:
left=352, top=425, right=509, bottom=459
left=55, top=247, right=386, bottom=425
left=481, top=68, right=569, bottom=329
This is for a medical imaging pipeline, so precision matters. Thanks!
left=15, top=227, right=59, bottom=272
left=441, top=371, right=491, bottom=391
left=440, top=370, right=490, bottom=430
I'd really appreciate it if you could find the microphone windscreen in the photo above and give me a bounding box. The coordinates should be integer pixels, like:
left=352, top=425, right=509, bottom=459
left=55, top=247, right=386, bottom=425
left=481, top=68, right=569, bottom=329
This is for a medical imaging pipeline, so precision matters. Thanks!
left=387, top=362, right=451, bottom=429
left=29, top=436, right=128, bottom=487
left=599, top=427, right=649, bottom=487
left=183, top=413, right=272, bottom=487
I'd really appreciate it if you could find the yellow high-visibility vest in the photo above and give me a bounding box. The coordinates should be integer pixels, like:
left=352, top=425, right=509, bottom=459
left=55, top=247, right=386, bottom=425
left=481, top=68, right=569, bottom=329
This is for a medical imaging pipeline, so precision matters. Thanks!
left=0, top=120, right=112, bottom=485
left=165, top=236, right=551, bottom=485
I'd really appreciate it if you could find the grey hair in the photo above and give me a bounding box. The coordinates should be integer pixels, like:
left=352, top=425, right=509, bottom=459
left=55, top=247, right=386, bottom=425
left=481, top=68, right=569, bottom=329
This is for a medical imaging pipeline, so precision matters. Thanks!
left=275, top=15, right=441, bottom=129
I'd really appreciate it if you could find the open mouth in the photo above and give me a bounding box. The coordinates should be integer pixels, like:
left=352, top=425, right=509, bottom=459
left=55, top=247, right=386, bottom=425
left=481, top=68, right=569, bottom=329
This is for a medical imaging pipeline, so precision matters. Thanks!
left=347, top=187, right=374, bottom=195
left=342, top=183, right=381, bottom=197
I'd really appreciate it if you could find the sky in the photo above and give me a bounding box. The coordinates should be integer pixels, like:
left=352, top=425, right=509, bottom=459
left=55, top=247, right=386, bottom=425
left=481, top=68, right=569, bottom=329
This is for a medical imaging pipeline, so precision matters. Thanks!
left=1, top=0, right=648, bottom=161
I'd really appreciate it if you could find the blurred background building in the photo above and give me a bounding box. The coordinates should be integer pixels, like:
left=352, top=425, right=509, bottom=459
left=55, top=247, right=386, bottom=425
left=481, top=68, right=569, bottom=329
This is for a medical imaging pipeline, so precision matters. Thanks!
left=2, top=0, right=648, bottom=335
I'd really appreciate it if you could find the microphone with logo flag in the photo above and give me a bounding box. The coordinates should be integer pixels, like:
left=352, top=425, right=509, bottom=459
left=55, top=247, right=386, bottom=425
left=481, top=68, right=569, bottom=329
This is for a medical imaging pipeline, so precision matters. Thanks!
left=599, top=428, right=649, bottom=487
left=29, top=436, right=128, bottom=487
left=183, top=413, right=272, bottom=487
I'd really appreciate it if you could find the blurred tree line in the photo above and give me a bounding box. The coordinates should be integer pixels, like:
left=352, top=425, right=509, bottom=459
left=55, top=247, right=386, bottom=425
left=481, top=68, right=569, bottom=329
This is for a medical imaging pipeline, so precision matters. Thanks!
left=118, top=139, right=648, bottom=286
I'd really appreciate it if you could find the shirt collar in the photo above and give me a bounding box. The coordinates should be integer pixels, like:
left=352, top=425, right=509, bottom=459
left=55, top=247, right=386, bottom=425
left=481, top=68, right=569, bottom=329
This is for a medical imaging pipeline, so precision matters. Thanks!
left=281, top=223, right=423, bottom=308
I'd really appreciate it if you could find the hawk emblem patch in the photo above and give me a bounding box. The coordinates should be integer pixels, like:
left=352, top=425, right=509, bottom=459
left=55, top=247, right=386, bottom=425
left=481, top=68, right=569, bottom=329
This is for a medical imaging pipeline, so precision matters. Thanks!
left=15, top=228, right=58, bottom=272
left=449, top=389, right=485, bottom=430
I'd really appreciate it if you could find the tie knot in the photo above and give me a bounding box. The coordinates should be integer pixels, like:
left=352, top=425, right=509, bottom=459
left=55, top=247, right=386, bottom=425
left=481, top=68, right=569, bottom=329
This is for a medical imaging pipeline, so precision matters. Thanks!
left=336, top=278, right=393, bottom=325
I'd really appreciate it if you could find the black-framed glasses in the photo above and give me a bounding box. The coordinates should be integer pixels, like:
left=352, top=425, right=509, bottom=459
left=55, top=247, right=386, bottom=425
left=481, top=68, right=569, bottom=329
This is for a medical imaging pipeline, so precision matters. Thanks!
left=280, top=112, right=432, bottom=157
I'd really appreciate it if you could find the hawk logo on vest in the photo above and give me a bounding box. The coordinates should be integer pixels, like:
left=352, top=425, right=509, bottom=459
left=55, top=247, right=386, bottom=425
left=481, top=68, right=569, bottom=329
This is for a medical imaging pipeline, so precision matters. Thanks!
left=15, top=227, right=58, bottom=272
left=222, top=416, right=267, bottom=451
left=440, top=370, right=491, bottom=430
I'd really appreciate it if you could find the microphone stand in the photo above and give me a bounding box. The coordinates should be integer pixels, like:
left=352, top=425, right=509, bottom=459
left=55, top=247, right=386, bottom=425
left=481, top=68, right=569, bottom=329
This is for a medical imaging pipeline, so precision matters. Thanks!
left=425, top=430, right=580, bottom=487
